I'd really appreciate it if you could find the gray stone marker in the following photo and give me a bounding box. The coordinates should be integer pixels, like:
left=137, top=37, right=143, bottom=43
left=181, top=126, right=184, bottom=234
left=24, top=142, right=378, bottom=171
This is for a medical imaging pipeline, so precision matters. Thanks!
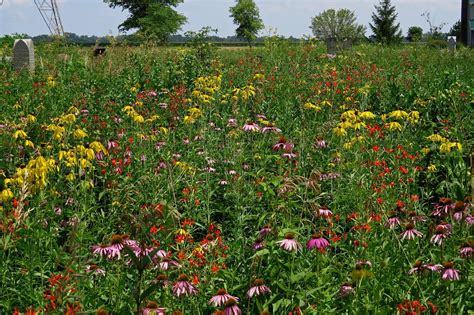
left=342, top=39, right=353, bottom=51
left=326, top=38, right=337, bottom=55
left=13, top=39, right=35, bottom=72
left=447, top=36, right=456, bottom=52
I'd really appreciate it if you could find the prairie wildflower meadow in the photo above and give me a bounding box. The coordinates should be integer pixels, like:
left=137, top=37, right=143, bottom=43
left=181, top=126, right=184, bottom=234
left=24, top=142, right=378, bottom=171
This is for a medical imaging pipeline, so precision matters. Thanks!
left=0, top=42, right=473, bottom=314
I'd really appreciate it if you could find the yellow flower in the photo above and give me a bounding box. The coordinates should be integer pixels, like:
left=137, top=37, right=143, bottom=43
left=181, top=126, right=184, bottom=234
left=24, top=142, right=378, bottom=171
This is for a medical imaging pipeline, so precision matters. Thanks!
left=13, top=129, right=27, bottom=139
left=176, top=228, right=188, bottom=236
left=25, top=140, right=35, bottom=148
left=421, top=147, right=430, bottom=155
left=0, top=188, right=13, bottom=202
left=184, top=115, right=196, bottom=124
left=343, top=142, right=353, bottom=149
left=73, top=128, right=88, bottom=139
left=426, top=134, right=446, bottom=142
left=26, top=114, right=37, bottom=123
left=133, top=115, right=145, bottom=123
left=407, top=111, right=420, bottom=124
left=427, top=164, right=437, bottom=173
left=389, top=110, right=409, bottom=120
left=66, top=173, right=75, bottom=182
left=333, top=126, right=347, bottom=136
left=360, top=111, right=376, bottom=120
left=303, top=102, right=321, bottom=111
left=388, top=122, right=402, bottom=131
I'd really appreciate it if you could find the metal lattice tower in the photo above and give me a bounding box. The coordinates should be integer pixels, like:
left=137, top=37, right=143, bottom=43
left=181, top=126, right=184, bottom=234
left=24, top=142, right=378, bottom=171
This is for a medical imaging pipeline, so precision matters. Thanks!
left=0, top=0, right=64, bottom=36
left=34, top=0, right=64, bottom=36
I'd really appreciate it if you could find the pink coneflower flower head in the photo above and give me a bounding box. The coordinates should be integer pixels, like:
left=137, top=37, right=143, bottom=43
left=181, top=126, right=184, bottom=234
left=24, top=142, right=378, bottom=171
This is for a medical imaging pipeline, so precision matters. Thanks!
left=453, top=201, right=466, bottom=221
left=317, top=206, right=333, bottom=218
left=276, top=233, right=301, bottom=252
left=85, top=264, right=105, bottom=276
left=223, top=298, right=241, bottom=315
left=306, top=233, right=330, bottom=250
left=173, top=274, right=198, bottom=297
left=355, top=260, right=372, bottom=268
left=259, top=224, right=272, bottom=237
left=339, top=282, right=354, bottom=297
left=386, top=213, right=401, bottom=229
left=247, top=278, right=271, bottom=298
left=460, top=240, right=473, bottom=258
left=253, top=238, right=264, bottom=251
left=315, top=137, right=327, bottom=149
left=408, top=260, right=424, bottom=274
left=430, top=223, right=452, bottom=245
left=142, top=301, right=165, bottom=315
left=242, top=122, right=261, bottom=132
left=432, top=197, right=454, bottom=217
left=407, top=211, right=428, bottom=223
left=261, top=124, right=282, bottom=133
left=441, top=262, right=460, bottom=281
left=401, top=223, right=423, bottom=240
left=159, top=257, right=181, bottom=270
left=209, top=289, right=239, bottom=307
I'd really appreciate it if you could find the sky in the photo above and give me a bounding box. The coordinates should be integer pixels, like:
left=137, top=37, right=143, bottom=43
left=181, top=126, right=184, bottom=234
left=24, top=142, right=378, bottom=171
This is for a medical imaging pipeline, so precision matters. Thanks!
left=0, top=0, right=461, bottom=38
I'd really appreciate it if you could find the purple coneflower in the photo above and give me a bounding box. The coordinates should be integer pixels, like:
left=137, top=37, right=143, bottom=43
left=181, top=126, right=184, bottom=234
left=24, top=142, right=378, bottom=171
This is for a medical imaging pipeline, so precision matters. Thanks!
left=408, top=260, right=442, bottom=274
left=261, top=125, right=282, bottom=133
left=401, top=223, right=423, bottom=240
left=85, top=264, right=105, bottom=276
left=172, top=274, right=198, bottom=297
left=159, top=257, right=181, bottom=271
left=247, top=278, right=271, bottom=298
left=281, top=152, right=297, bottom=159
left=253, top=239, right=264, bottom=251
left=432, top=197, right=454, bottom=217
left=142, top=301, right=165, bottom=315
left=259, top=225, right=272, bottom=237
left=355, top=260, right=372, bottom=268
left=276, top=233, right=301, bottom=252
left=242, top=122, right=261, bottom=132
left=453, top=201, right=466, bottom=221
left=306, top=233, right=330, bottom=250
left=223, top=298, right=241, bottom=315
left=208, top=289, right=238, bottom=307
left=460, top=241, right=473, bottom=258
left=430, top=223, right=452, bottom=245
left=441, top=262, right=460, bottom=281
left=227, top=118, right=237, bottom=128
left=315, top=138, right=327, bottom=149
left=386, top=214, right=401, bottom=229
left=339, top=282, right=354, bottom=297
left=317, top=206, right=333, bottom=218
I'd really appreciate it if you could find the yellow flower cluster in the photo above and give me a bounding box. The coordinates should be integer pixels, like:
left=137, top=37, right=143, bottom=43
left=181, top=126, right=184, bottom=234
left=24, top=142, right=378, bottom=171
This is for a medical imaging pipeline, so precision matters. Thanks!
left=122, top=106, right=146, bottom=123
left=192, top=75, right=222, bottom=104
left=184, top=107, right=203, bottom=124
left=427, top=134, right=462, bottom=153
left=4, top=156, right=56, bottom=194
left=386, top=110, right=419, bottom=124
left=232, top=85, right=256, bottom=102
left=333, top=110, right=376, bottom=136
left=175, top=161, right=195, bottom=174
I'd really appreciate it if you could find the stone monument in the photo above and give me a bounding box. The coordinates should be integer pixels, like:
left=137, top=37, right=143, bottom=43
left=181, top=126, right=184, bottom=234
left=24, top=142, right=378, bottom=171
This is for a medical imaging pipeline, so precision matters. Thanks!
left=342, top=39, right=353, bottom=51
left=447, top=36, right=456, bottom=52
left=326, top=38, right=337, bottom=55
left=13, top=39, right=35, bottom=72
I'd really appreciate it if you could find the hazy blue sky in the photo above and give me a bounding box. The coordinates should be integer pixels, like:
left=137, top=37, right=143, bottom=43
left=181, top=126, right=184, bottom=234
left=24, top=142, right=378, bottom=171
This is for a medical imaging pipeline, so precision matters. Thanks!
left=0, top=0, right=461, bottom=37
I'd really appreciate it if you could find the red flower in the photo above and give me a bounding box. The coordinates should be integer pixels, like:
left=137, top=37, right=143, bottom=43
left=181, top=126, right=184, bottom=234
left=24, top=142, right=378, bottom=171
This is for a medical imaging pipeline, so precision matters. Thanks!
left=399, top=166, right=409, bottom=174
left=150, top=225, right=159, bottom=235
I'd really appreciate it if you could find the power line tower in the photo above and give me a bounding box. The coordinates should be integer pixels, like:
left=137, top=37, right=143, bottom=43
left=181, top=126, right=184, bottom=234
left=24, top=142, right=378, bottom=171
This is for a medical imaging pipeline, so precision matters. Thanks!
left=0, top=0, right=64, bottom=37
left=34, top=0, right=65, bottom=36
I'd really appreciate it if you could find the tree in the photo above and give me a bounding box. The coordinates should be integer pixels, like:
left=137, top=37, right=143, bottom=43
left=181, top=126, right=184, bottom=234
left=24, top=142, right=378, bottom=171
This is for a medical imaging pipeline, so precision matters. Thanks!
left=310, top=9, right=366, bottom=42
left=421, top=11, right=446, bottom=41
left=448, top=20, right=461, bottom=39
left=369, top=0, right=402, bottom=44
left=229, top=0, right=264, bottom=46
left=105, top=0, right=186, bottom=43
left=407, top=26, right=423, bottom=42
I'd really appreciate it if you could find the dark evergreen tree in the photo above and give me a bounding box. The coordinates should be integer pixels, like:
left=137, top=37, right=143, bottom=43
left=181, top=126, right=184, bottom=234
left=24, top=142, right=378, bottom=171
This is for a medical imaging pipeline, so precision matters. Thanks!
left=369, top=0, right=402, bottom=44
